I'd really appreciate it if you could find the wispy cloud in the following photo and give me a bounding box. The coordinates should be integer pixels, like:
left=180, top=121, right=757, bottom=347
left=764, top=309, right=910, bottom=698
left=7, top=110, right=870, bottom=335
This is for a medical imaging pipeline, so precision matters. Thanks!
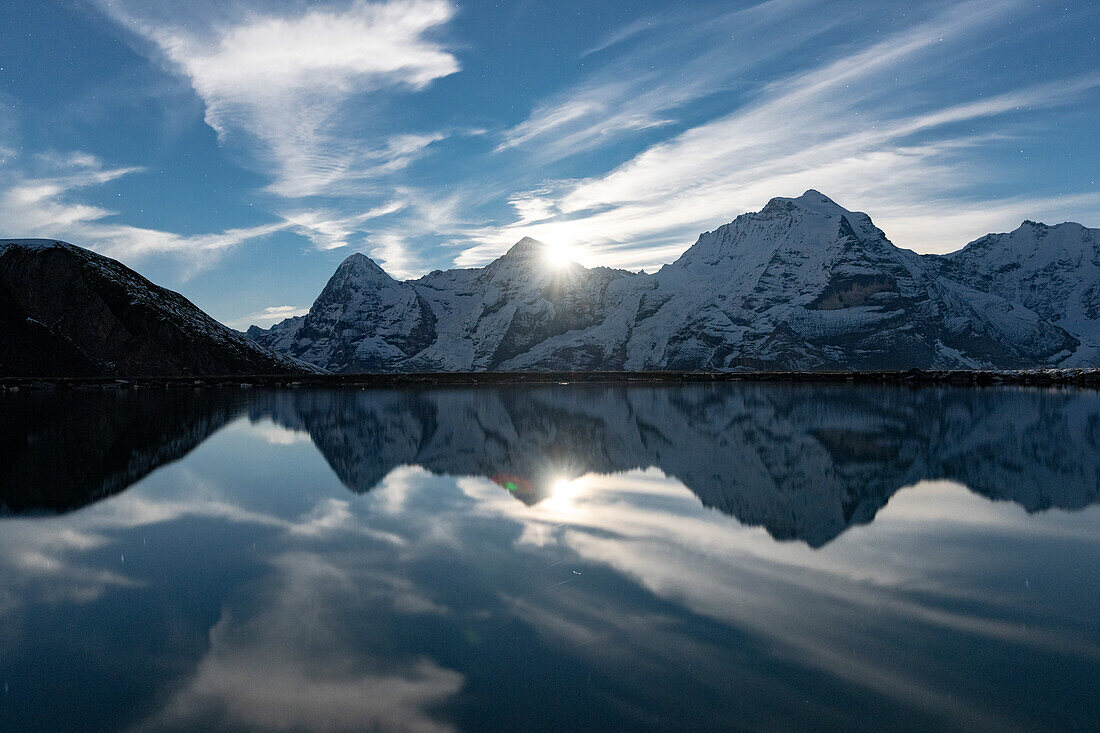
left=0, top=152, right=289, bottom=272
left=48, top=0, right=1100, bottom=287
left=280, top=201, right=408, bottom=251
left=230, top=305, right=311, bottom=332
left=496, top=0, right=845, bottom=160
left=461, top=0, right=1100, bottom=268
left=100, top=0, right=460, bottom=199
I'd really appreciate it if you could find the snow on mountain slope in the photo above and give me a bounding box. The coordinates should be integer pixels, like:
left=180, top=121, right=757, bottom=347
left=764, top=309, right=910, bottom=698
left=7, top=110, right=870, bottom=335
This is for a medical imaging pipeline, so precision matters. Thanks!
left=931, top=221, right=1100, bottom=364
left=621, top=191, right=1075, bottom=369
left=253, top=237, right=636, bottom=371
left=249, top=253, right=436, bottom=372
left=252, top=191, right=1085, bottom=372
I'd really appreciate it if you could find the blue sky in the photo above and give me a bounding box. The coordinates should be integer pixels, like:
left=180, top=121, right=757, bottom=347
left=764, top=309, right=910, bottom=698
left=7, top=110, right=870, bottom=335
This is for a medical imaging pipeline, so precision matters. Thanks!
left=1, top=0, right=1098, bottom=328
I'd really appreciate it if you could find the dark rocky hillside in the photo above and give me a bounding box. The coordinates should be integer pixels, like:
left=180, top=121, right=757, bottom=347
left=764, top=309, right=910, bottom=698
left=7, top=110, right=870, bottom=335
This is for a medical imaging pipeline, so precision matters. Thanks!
left=0, top=239, right=316, bottom=377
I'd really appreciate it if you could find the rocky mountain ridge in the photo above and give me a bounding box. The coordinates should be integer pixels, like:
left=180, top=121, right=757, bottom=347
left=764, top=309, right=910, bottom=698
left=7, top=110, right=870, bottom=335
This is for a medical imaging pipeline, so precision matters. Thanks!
left=251, top=191, right=1096, bottom=371
left=0, top=239, right=318, bottom=377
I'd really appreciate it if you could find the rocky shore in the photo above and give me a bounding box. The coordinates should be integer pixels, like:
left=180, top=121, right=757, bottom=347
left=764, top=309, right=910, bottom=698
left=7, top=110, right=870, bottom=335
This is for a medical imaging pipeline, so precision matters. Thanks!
left=3, top=368, right=1100, bottom=391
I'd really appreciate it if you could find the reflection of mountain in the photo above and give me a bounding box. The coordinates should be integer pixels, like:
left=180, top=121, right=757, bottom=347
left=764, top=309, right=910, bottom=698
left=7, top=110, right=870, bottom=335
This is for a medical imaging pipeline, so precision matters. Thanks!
left=0, top=389, right=244, bottom=514
left=3, top=385, right=1097, bottom=544
left=252, top=385, right=1100, bottom=546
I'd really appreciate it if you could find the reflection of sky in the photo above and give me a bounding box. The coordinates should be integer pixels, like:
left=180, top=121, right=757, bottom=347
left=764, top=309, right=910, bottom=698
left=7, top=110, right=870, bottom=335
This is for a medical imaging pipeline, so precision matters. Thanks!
left=0, top=417, right=1097, bottom=732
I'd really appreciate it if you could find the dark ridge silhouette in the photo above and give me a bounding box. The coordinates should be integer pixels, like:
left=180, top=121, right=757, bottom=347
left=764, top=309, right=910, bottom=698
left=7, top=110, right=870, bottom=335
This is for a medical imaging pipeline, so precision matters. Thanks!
left=0, top=239, right=315, bottom=377
left=0, top=388, right=247, bottom=514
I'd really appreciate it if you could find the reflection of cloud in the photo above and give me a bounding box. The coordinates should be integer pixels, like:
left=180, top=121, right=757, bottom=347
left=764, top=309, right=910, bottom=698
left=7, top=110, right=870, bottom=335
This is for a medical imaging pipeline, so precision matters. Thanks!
left=2, top=398, right=1096, bottom=731
left=379, top=469, right=1098, bottom=728
left=250, top=419, right=313, bottom=446
left=140, top=551, right=462, bottom=733
left=0, top=520, right=142, bottom=657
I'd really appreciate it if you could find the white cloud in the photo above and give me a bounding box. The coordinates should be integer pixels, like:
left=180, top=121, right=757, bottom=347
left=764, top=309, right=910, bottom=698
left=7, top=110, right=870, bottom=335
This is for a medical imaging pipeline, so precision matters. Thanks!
left=280, top=200, right=407, bottom=251
left=102, top=0, right=460, bottom=198
left=230, top=306, right=311, bottom=331
left=496, top=0, right=843, bottom=160
left=247, top=305, right=310, bottom=322
left=0, top=153, right=290, bottom=271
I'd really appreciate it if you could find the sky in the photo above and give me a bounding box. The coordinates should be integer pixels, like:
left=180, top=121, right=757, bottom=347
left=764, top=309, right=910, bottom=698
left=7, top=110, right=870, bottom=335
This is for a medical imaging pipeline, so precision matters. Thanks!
left=1, top=0, right=1098, bottom=329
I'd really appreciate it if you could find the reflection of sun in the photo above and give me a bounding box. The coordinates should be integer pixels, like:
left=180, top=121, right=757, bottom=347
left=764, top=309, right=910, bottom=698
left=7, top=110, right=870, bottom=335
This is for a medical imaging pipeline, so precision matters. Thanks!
left=543, top=241, right=577, bottom=270
left=542, top=475, right=585, bottom=512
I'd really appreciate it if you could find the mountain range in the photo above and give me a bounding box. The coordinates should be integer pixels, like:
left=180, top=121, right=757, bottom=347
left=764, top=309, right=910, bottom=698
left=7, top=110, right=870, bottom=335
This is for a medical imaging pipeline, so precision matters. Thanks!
left=249, top=190, right=1099, bottom=372
left=2, top=190, right=1098, bottom=376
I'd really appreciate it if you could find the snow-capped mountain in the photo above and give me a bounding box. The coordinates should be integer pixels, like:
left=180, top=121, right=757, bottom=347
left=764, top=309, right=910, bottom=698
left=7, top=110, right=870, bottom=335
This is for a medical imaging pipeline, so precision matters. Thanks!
left=931, top=220, right=1100, bottom=364
left=252, top=190, right=1088, bottom=371
left=0, top=239, right=318, bottom=377
left=251, top=236, right=635, bottom=371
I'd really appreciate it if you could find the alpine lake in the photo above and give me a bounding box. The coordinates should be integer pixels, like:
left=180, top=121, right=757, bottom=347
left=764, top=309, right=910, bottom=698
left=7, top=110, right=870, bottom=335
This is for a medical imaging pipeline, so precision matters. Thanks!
left=1, top=381, right=1097, bottom=732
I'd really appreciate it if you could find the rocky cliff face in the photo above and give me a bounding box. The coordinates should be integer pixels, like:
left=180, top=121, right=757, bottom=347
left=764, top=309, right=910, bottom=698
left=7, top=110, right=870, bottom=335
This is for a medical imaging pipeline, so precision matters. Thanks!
left=0, top=239, right=317, bottom=377
left=931, top=220, right=1100, bottom=364
left=252, top=236, right=635, bottom=371
left=252, top=191, right=1088, bottom=372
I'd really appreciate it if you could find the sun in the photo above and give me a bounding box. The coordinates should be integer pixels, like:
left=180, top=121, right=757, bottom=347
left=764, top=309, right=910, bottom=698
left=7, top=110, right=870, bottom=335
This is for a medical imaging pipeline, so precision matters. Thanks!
left=542, top=241, right=578, bottom=270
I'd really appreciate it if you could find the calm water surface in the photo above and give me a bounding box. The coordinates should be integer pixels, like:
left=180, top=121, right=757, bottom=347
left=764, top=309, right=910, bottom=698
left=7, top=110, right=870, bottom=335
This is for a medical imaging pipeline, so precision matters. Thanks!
left=1, top=384, right=1098, bottom=732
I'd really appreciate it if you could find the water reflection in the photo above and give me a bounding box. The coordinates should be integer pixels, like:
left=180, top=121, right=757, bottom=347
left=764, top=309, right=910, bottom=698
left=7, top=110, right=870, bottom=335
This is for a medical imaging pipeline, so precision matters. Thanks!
left=0, top=384, right=1097, bottom=731
left=0, top=388, right=244, bottom=514
left=5, top=384, right=1098, bottom=545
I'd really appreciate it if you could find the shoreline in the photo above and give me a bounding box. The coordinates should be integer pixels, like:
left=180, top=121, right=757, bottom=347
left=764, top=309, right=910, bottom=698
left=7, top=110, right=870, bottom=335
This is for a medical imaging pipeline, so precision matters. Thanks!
left=2, top=368, right=1099, bottom=391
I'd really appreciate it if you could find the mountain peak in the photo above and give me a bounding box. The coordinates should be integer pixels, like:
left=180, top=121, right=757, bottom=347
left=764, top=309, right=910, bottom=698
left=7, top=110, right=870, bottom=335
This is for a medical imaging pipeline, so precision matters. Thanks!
left=762, top=189, right=850, bottom=218
left=339, top=251, right=380, bottom=267
left=484, top=238, right=551, bottom=275
left=334, top=251, right=394, bottom=280
left=502, top=237, right=547, bottom=258
left=1014, top=219, right=1091, bottom=234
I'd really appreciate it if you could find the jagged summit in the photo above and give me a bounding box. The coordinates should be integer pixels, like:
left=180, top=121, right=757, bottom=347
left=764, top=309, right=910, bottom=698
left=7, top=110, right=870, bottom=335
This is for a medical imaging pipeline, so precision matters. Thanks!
left=335, top=251, right=391, bottom=277
left=245, top=191, right=1098, bottom=373
left=483, top=237, right=552, bottom=273
left=671, top=189, right=885, bottom=272
left=492, top=237, right=549, bottom=265
left=762, top=189, right=850, bottom=216
left=479, top=237, right=563, bottom=286
left=932, top=216, right=1099, bottom=362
